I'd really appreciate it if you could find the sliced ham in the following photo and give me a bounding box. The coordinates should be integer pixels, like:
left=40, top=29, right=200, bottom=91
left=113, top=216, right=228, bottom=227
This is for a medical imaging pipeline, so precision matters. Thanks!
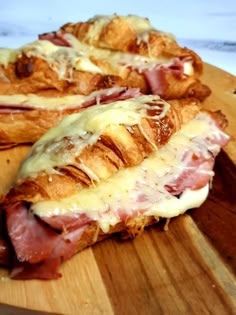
left=10, top=225, right=87, bottom=279
left=81, top=87, right=141, bottom=109
left=39, top=32, right=71, bottom=47
left=0, top=239, right=10, bottom=266
left=0, top=106, right=33, bottom=113
left=0, top=87, right=141, bottom=113
left=143, top=67, right=168, bottom=96
left=165, top=153, right=215, bottom=195
left=143, top=58, right=186, bottom=96
left=6, top=202, right=60, bottom=264
left=194, top=112, right=230, bottom=156
left=165, top=113, right=229, bottom=195
left=6, top=202, right=88, bottom=279
left=41, top=213, right=92, bottom=231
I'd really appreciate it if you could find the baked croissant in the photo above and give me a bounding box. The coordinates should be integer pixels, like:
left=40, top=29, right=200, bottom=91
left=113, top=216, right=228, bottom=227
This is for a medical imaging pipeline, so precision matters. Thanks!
left=0, top=14, right=211, bottom=148
left=1, top=95, right=229, bottom=279
left=40, top=14, right=211, bottom=100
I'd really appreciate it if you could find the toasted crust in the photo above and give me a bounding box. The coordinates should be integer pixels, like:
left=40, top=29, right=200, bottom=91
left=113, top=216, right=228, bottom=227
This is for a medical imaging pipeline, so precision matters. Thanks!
left=0, top=56, right=124, bottom=96
left=0, top=50, right=210, bottom=100
left=61, top=15, right=203, bottom=73
left=0, top=53, right=210, bottom=103
left=72, top=215, right=160, bottom=256
left=5, top=98, right=201, bottom=204
left=0, top=107, right=81, bottom=147
left=0, top=15, right=210, bottom=99
left=60, top=15, right=210, bottom=100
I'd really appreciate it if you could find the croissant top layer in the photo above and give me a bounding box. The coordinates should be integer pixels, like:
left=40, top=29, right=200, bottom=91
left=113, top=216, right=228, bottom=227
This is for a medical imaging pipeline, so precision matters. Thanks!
left=60, top=14, right=203, bottom=73
left=6, top=95, right=202, bottom=204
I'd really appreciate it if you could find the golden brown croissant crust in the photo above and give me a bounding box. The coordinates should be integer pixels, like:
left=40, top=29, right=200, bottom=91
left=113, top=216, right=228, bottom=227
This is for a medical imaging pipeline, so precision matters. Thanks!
left=61, top=15, right=203, bottom=73
left=0, top=15, right=211, bottom=101
left=5, top=98, right=201, bottom=204
left=0, top=51, right=209, bottom=100
left=72, top=215, right=160, bottom=256
left=0, top=55, right=126, bottom=96
left=59, top=15, right=211, bottom=100
left=0, top=105, right=84, bottom=147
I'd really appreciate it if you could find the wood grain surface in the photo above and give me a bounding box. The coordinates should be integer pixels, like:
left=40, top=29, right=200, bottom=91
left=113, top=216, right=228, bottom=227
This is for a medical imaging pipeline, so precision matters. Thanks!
left=0, top=63, right=235, bottom=315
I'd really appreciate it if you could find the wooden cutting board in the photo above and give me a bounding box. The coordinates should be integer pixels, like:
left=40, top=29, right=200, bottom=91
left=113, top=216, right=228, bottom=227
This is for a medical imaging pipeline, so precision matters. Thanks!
left=0, top=64, right=235, bottom=315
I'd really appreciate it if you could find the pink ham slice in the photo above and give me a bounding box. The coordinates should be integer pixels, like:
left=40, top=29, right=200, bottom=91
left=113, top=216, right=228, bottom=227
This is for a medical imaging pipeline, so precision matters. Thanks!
left=39, top=32, right=71, bottom=47
left=143, top=58, right=187, bottom=96
left=165, top=114, right=230, bottom=195
left=6, top=202, right=88, bottom=279
left=10, top=225, right=87, bottom=280
left=143, top=67, right=168, bottom=96
left=81, top=87, right=141, bottom=109
left=165, top=153, right=215, bottom=195
left=6, top=202, right=60, bottom=264
left=0, top=88, right=141, bottom=114
left=41, top=213, right=92, bottom=231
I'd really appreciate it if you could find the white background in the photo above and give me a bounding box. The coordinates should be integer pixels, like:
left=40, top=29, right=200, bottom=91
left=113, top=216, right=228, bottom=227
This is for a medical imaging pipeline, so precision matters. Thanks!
left=0, top=0, right=235, bottom=74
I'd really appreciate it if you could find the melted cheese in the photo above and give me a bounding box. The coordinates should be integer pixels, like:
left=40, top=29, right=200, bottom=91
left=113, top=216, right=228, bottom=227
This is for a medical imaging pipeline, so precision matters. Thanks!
left=21, top=110, right=219, bottom=232
left=65, top=33, right=177, bottom=73
left=30, top=114, right=212, bottom=232
left=86, top=15, right=114, bottom=42
left=183, top=61, right=194, bottom=76
left=0, top=87, right=125, bottom=110
left=32, top=183, right=209, bottom=233
left=0, top=40, right=102, bottom=77
left=0, top=48, right=19, bottom=67
left=121, top=15, right=155, bottom=33
left=24, top=40, right=102, bottom=77
left=64, top=33, right=191, bottom=74
left=17, top=95, right=169, bottom=180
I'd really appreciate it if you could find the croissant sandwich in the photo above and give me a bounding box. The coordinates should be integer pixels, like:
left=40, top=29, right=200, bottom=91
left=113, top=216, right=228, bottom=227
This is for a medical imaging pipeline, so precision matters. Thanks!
left=1, top=95, right=229, bottom=279
left=40, top=14, right=211, bottom=100
left=0, top=14, right=211, bottom=148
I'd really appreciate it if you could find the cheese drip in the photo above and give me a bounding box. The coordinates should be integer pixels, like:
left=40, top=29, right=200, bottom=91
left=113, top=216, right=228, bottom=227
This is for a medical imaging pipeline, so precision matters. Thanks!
left=17, top=95, right=169, bottom=180
left=31, top=112, right=217, bottom=232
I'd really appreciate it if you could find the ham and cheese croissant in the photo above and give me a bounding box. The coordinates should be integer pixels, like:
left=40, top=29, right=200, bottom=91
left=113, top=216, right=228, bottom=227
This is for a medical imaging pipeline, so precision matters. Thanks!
left=41, top=14, right=211, bottom=100
left=0, top=14, right=211, bottom=148
left=1, top=95, right=229, bottom=279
